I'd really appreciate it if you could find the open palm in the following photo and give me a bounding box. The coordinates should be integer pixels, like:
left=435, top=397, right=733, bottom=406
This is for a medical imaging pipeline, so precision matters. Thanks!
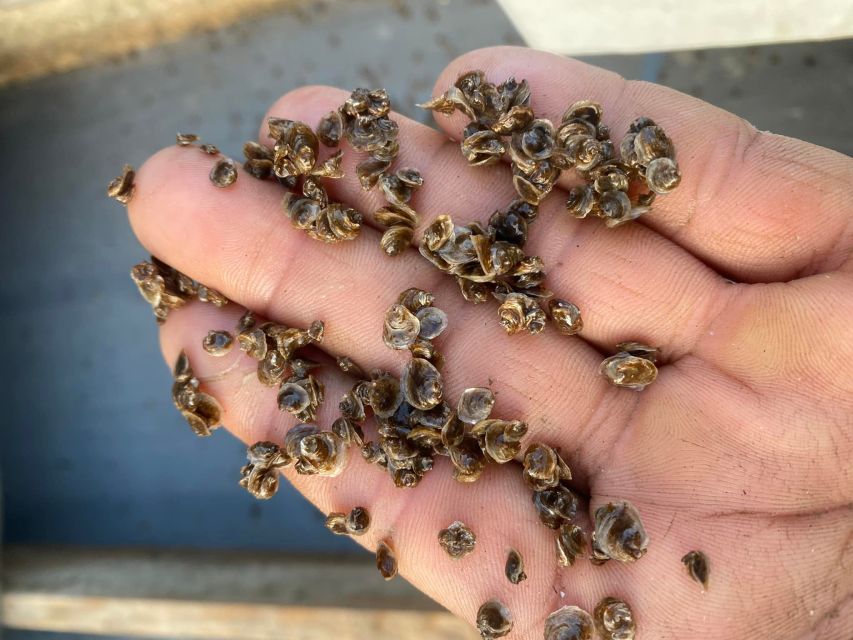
left=127, top=47, right=853, bottom=639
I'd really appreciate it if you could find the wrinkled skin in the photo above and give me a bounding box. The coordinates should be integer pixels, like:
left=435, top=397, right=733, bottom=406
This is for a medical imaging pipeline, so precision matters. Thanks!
left=127, top=48, right=852, bottom=639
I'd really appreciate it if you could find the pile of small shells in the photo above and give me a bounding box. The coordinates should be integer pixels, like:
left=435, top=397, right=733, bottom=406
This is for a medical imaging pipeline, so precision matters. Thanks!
left=130, top=256, right=229, bottom=324
left=171, top=350, right=222, bottom=437
left=110, top=71, right=709, bottom=639
left=319, top=88, right=425, bottom=256
left=418, top=70, right=681, bottom=336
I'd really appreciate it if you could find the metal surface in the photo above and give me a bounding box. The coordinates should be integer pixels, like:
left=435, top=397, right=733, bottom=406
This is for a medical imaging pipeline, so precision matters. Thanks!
left=0, top=0, right=850, bottom=564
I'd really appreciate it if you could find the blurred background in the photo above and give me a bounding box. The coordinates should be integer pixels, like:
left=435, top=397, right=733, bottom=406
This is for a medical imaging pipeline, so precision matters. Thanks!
left=0, top=0, right=851, bottom=638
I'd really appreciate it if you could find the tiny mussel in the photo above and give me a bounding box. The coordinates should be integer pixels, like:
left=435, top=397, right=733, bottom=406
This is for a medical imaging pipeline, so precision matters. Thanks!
left=239, top=441, right=291, bottom=499
left=556, top=523, right=586, bottom=567
left=593, top=597, right=636, bottom=640
left=591, top=501, right=649, bottom=564
left=681, top=550, right=710, bottom=590
left=209, top=157, right=238, bottom=187
left=107, top=164, right=136, bottom=204
left=544, top=605, right=594, bottom=640
left=383, top=304, right=420, bottom=349
left=285, top=423, right=348, bottom=477
left=402, top=357, right=443, bottom=410
left=600, top=342, right=658, bottom=390
left=438, top=520, right=477, bottom=559
left=505, top=548, right=527, bottom=584
left=476, top=599, right=513, bottom=639
left=376, top=539, right=398, bottom=580
left=202, top=330, right=233, bottom=356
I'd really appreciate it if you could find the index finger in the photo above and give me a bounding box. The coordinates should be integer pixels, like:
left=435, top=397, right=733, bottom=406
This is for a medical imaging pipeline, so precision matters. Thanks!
left=430, top=47, right=853, bottom=283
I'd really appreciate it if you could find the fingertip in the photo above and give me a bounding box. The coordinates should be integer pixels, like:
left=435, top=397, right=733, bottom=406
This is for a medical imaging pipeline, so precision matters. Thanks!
left=259, top=85, right=352, bottom=144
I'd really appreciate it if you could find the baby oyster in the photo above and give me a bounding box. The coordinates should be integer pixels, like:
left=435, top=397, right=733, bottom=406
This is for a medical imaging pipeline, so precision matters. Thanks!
left=544, top=606, right=594, bottom=640
left=522, top=443, right=572, bottom=490
left=505, top=548, right=527, bottom=584
left=402, top=358, right=443, bottom=410
left=376, top=540, right=397, bottom=580
left=383, top=304, right=421, bottom=349
left=239, top=441, right=290, bottom=500
left=438, top=520, right=477, bottom=559
left=457, top=387, right=496, bottom=424
left=600, top=344, right=658, bottom=391
left=202, top=330, right=233, bottom=356
left=591, top=501, right=649, bottom=564
left=681, top=550, right=710, bottom=590
left=593, top=597, right=636, bottom=640
left=556, top=523, right=586, bottom=567
left=476, top=599, right=513, bottom=639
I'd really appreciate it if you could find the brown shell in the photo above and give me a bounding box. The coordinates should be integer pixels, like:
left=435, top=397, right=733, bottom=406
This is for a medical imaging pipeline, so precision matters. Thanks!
left=366, top=373, right=404, bottom=418
left=383, top=304, right=421, bottom=350
left=505, top=548, right=527, bottom=584
left=346, top=506, right=371, bottom=535
left=376, top=540, right=398, bottom=580
left=549, top=299, right=583, bottom=335
left=324, top=513, right=348, bottom=535
left=475, top=419, right=528, bottom=463
left=645, top=156, right=681, bottom=194
left=176, top=132, right=199, bottom=146
left=448, top=436, right=486, bottom=483
left=461, top=129, right=505, bottom=166
left=593, top=597, right=636, bottom=640
left=107, top=164, right=135, bottom=204
left=456, top=387, right=495, bottom=424
left=476, top=600, right=513, bottom=639
left=591, top=501, right=649, bottom=563
left=317, top=110, right=343, bottom=147
left=533, top=483, right=580, bottom=529
left=544, top=606, right=594, bottom=640
left=522, top=443, right=572, bottom=491
left=600, top=352, right=658, bottom=390
left=202, top=330, right=233, bottom=356
left=556, top=523, right=586, bottom=567
left=397, top=288, right=435, bottom=312
left=380, top=225, right=414, bottom=256
left=401, top=358, right=443, bottom=410
left=438, top=520, right=477, bottom=559
left=209, top=157, right=238, bottom=188
left=681, top=550, right=710, bottom=590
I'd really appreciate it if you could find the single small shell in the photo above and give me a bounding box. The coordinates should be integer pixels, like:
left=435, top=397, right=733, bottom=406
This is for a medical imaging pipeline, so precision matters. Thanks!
left=562, top=100, right=603, bottom=126
left=325, top=512, right=348, bottom=535
left=681, top=550, right=710, bottom=590
left=376, top=540, right=398, bottom=580
left=498, top=293, right=546, bottom=335
left=600, top=353, right=658, bottom=390
left=615, top=342, right=659, bottom=363
left=106, top=164, right=135, bottom=204
left=284, top=423, right=320, bottom=460
left=549, top=300, right=583, bottom=335
left=258, top=350, right=288, bottom=386
left=457, top=387, right=495, bottom=424
left=346, top=506, right=371, bottom=535
left=492, top=104, right=535, bottom=135
left=356, top=157, right=391, bottom=190
left=461, top=129, right=506, bottom=166
left=565, top=184, right=596, bottom=219
left=317, top=110, right=343, bottom=146
left=593, top=597, right=636, bottom=640
left=511, top=118, right=555, bottom=161
left=398, top=288, right=435, bottom=312
left=367, top=373, right=404, bottom=419
left=475, top=419, right=528, bottom=463
left=633, top=125, right=674, bottom=165
left=596, top=190, right=632, bottom=223
left=522, top=443, right=572, bottom=491
left=457, top=277, right=490, bottom=304
left=238, top=441, right=290, bottom=499
left=645, top=156, right=681, bottom=194
left=174, top=350, right=193, bottom=383
left=297, top=430, right=348, bottom=477
left=489, top=207, right=528, bottom=246
left=200, top=143, right=219, bottom=155
left=203, top=330, right=233, bottom=356
left=380, top=225, right=414, bottom=256
left=402, top=358, right=443, bottom=410
left=278, top=382, right=311, bottom=414
left=505, top=548, right=527, bottom=584
left=210, top=157, right=238, bottom=187
left=476, top=599, right=513, bottom=639
left=544, top=606, right=594, bottom=640
left=337, top=356, right=367, bottom=379
left=591, top=501, right=649, bottom=563
left=533, top=484, right=580, bottom=529
left=415, top=307, right=448, bottom=340
left=421, top=215, right=454, bottom=253
left=438, top=520, right=477, bottom=559
left=383, top=304, right=421, bottom=349
left=556, top=523, right=586, bottom=567
left=176, top=132, right=199, bottom=146
left=448, top=436, right=486, bottom=483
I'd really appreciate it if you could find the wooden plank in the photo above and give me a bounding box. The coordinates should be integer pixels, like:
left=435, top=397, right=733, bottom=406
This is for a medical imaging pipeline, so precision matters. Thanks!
left=0, top=0, right=309, bottom=87
left=495, top=0, right=853, bottom=55
left=1, top=546, right=477, bottom=639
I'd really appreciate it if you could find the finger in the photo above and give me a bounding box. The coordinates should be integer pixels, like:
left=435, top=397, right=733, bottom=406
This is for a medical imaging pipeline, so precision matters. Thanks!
left=431, top=47, right=853, bottom=283
left=127, top=143, right=631, bottom=478
left=260, top=86, right=732, bottom=360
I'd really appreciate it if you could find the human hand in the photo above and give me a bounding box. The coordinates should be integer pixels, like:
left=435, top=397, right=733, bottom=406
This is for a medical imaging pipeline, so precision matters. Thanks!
left=126, top=47, right=853, bottom=638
